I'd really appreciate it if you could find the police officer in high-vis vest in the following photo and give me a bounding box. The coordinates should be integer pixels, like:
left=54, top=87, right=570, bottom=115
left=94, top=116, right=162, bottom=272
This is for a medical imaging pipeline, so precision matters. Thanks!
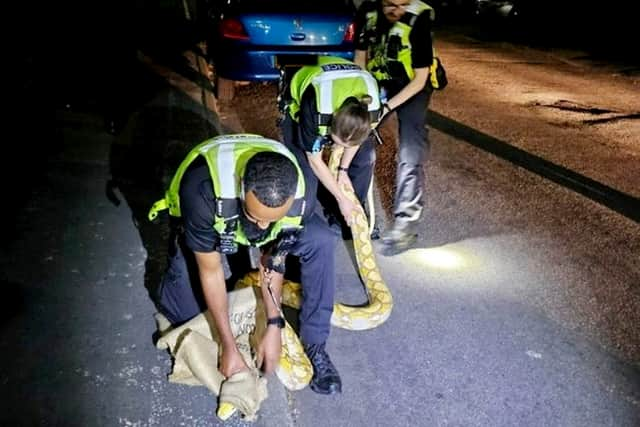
left=354, top=0, right=436, bottom=255
left=148, top=134, right=342, bottom=395
left=281, top=56, right=380, bottom=233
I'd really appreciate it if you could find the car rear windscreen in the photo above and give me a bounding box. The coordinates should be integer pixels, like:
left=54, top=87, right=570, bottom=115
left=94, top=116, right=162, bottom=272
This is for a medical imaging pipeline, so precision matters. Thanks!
left=233, top=0, right=354, bottom=14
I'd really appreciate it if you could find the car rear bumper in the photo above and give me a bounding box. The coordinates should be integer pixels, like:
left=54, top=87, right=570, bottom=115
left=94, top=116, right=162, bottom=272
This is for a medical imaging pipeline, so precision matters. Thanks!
left=215, top=48, right=355, bottom=81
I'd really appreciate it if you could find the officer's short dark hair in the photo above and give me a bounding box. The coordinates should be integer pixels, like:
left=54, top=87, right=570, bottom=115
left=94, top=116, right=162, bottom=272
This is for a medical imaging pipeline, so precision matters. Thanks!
left=244, top=151, right=298, bottom=207
left=331, top=95, right=372, bottom=146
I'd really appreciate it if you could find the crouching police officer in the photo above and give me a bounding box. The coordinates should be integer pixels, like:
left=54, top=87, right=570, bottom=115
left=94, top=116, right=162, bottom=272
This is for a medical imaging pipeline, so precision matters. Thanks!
left=148, top=134, right=342, bottom=395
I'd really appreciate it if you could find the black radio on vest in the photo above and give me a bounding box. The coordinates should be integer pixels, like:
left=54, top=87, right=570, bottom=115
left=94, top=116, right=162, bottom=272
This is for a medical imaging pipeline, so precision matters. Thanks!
left=386, top=34, right=402, bottom=59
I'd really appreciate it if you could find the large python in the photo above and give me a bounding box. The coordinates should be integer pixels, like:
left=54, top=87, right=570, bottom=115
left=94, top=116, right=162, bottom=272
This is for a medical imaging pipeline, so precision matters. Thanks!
left=235, top=144, right=391, bottom=390
left=217, top=145, right=393, bottom=419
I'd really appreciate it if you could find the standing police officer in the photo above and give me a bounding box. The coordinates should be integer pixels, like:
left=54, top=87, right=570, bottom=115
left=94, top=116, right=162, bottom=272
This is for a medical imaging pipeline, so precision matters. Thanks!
left=354, top=0, right=436, bottom=255
left=149, top=134, right=342, bottom=395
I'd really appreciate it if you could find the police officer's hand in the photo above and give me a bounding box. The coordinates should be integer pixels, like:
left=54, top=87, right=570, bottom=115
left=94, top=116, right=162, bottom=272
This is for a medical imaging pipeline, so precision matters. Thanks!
left=220, top=344, right=250, bottom=378
left=257, top=325, right=282, bottom=375
left=337, top=169, right=355, bottom=194
left=337, top=196, right=357, bottom=227
left=337, top=171, right=357, bottom=226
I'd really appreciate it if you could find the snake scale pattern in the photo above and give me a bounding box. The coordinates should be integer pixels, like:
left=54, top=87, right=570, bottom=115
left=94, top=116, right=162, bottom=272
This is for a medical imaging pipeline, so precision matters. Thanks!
left=236, top=145, right=393, bottom=390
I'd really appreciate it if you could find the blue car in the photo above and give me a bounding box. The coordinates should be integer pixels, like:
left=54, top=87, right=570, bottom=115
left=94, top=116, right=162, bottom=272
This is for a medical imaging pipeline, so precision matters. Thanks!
left=207, top=0, right=357, bottom=100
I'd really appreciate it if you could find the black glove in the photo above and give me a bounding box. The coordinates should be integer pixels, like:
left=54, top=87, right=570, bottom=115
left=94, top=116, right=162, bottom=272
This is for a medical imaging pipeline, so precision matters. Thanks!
left=263, top=229, right=301, bottom=274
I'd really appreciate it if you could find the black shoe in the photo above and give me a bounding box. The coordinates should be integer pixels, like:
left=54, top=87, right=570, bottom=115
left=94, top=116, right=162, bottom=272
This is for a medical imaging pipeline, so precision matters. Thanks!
left=304, top=343, right=342, bottom=395
left=380, top=228, right=417, bottom=256
left=370, top=225, right=380, bottom=240
left=341, top=226, right=353, bottom=241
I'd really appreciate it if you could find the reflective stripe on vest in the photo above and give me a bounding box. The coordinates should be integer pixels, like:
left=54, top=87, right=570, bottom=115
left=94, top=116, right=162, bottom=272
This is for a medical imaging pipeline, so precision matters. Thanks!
left=207, top=135, right=305, bottom=201
left=148, top=134, right=305, bottom=248
left=365, top=0, right=434, bottom=83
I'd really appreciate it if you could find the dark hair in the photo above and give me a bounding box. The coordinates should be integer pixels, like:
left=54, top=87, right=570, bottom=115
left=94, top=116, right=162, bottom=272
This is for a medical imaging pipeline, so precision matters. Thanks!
left=244, top=151, right=298, bottom=207
left=376, top=1, right=394, bottom=31
left=330, top=95, right=373, bottom=146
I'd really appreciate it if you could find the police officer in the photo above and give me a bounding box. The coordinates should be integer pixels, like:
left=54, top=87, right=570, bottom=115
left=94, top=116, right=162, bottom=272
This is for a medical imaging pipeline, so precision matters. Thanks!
left=281, top=56, right=381, bottom=234
left=354, top=0, right=436, bottom=254
left=149, top=134, right=342, bottom=395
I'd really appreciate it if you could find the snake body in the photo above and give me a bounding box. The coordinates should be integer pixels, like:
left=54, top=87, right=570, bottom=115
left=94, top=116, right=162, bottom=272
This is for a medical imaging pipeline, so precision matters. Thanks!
left=325, top=145, right=393, bottom=330
left=231, top=145, right=393, bottom=394
left=219, top=145, right=392, bottom=418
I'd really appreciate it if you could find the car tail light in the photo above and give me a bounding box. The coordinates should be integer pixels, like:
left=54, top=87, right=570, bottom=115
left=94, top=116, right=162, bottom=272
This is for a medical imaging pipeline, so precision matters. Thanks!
left=220, top=18, right=249, bottom=40
left=343, top=22, right=355, bottom=42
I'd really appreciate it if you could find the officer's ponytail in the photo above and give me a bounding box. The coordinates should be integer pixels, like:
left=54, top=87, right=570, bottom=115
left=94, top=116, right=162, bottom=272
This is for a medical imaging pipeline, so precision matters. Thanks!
left=331, top=96, right=373, bottom=146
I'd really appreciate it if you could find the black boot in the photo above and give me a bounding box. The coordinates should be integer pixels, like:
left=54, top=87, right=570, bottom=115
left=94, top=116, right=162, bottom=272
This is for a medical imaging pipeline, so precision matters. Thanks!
left=304, top=343, right=342, bottom=395
left=380, top=224, right=417, bottom=256
left=370, top=225, right=381, bottom=240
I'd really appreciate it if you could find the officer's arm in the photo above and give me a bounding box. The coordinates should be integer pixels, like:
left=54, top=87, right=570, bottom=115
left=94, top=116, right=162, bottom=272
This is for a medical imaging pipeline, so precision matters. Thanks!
left=387, top=10, right=433, bottom=111
left=339, top=145, right=359, bottom=170
left=335, top=145, right=359, bottom=188
left=257, top=257, right=284, bottom=374
left=387, top=67, right=429, bottom=110
left=194, top=250, right=248, bottom=376
left=354, top=50, right=368, bottom=69
left=308, top=152, right=356, bottom=224
left=308, top=153, right=353, bottom=203
left=300, top=91, right=356, bottom=219
left=260, top=230, right=298, bottom=318
left=259, top=266, right=284, bottom=320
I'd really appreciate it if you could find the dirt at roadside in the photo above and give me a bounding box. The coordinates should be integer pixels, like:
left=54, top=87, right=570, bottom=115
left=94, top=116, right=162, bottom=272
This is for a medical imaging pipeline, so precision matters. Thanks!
left=432, top=30, right=640, bottom=198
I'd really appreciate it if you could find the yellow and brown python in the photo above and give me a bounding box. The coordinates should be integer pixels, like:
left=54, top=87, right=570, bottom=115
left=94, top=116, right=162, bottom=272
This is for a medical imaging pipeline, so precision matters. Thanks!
left=234, top=145, right=392, bottom=392
left=325, top=145, right=393, bottom=331
left=218, top=145, right=393, bottom=419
